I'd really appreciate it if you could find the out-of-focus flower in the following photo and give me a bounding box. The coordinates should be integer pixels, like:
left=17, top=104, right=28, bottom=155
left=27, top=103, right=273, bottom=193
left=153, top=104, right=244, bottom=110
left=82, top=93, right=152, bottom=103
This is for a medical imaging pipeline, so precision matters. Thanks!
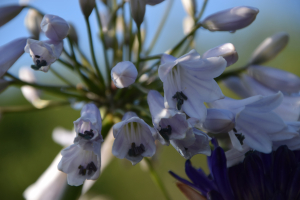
left=223, top=74, right=300, bottom=122
left=209, top=92, right=299, bottom=153
left=112, top=112, right=156, bottom=165
left=19, top=66, right=50, bottom=108
left=147, top=90, right=190, bottom=145
left=202, top=6, right=259, bottom=32
left=68, top=23, right=78, bottom=44
left=158, top=49, right=226, bottom=121
left=58, top=103, right=103, bottom=186
left=170, top=120, right=211, bottom=159
left=79, top=0, right=95, bottom=18
left=202, top=43, right=238, bottom=67
left=0, top=5, right=24, bottom=27
left=201, top=109, right=235, bottom=133
left=0, top=37, right=27, bottom=77
left=181, top=0, right=196, bottom=17
left=248, top=65, right=300, bottom=94
left=25, top=9, right=43, bottom=40
left=249, top=32, right=289, bottom=65
left=111, top=61, right=138, bottom=88
left=40, top=14, right=70, bottom=41
left=170, top=142, right=300, bottom=200
left=24, top=39, right=63, bottom=72
left=129, top=0, right=164, bottom=27
left=225, top=144, right=250, bottom=167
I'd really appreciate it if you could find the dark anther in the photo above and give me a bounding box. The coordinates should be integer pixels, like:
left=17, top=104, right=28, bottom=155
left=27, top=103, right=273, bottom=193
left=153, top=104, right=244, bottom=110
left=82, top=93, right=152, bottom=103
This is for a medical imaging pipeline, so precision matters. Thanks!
left=78, top=129, right=94, bottom=140
left=184, top=147, right=188, bottom=151
left=78, top=165, right=86, bottom=176
left=233, top=128, right=237, bottom=132
left=128, top=142, right=146, bottom=157
left=235, top=133, right=245, bottom=145
left=172, top=91, right=188, bottom=110
left=86, top=162, right=97, bottom=175
left=245, top=149, right=255, bottom=157
left=35, top=55, right=40, bottom=58
left=37, top=60, right=47, bottom=67
left=158, top=125, right=172, bottom=141
left=31, top=65, right=40, bottom=70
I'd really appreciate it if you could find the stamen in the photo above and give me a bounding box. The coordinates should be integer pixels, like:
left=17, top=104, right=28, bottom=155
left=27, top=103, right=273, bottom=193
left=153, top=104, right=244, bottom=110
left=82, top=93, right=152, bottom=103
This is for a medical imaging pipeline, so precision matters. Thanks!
left=172, top=91, right=188, bottom=110
left=78, top=162, right=97, bottom=176
left=158, top=125, right=172, bottom=141
left=78, top=129, right=94, bottom=140
left=235, top=133, right=245, bottom=145
left=128, top=142, right=146, bottom=157
left=35, top=55, right=40, bottom=58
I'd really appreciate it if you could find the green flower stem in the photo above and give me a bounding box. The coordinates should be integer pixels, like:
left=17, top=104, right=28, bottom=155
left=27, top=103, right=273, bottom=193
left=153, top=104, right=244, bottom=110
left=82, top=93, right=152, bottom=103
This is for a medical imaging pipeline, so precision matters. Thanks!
left=196, top=0, right=209, bottom=22
left=49, top=68, right=74, bottom=86
left=145, top=0, right=174, bottom=55
left=95, top=4, right=111, bottom=88
left=140, top=54, right=163, bottom=62
left=136, top=27, right=142, bottom=69
left=59, top=185, right=83, bottom=200
left=57, top=59, right=74, bottom=70
left=128, top=18, right=133, bottom=61
left=85, top=17, right=105, bottom=87
left=144, top=158, right=172, bottom=200
left=0, top=101, right=70, bottom=114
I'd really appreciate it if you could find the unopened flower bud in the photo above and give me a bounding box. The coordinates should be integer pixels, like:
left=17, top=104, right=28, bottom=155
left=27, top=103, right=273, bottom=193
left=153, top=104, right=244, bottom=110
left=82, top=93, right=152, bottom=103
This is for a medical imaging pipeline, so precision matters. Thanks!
left=111, top=61, right=138, bottom=88
left=79, top=0, right=95, bottom=18
left=0, top=5, right=24, bottom=27
left=201, top=109, right=235, bottom=133
left=181, top=0, right=197, bottom=17
left=249, top=32, right=289, bottom=65
left=130, top=0, right=146, bottom=28
left=68, top=23, right=78, bottom=44
left=24, top=39, right=63, bottom=72
left=0, top=37, right=27, bottom=77
left=41, top=15, right=70, bottom=41
left=202, top=43, right=238, bottom=67
left=248, top=65, right=300, bottom=94
left=202, top=6, right=259, bottom=32
left=24, top=9, right=43, bottom=40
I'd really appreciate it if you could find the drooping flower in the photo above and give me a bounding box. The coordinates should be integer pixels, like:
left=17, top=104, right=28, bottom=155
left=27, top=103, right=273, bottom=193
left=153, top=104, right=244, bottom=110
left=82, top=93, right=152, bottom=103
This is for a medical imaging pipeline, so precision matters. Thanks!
left=147, top=90, right=190, bottom=145
left=24, top=39, right=63, bottom=72
left=40, top=14, right=70, bottom=41
left=249, top=32, right=289, bottom=65
left=170, top=141, right=300, bottom=200
left=112, top=112, right=156, bottom=165
left=170, top=118, right=211, bottom=159
left=58, top=103, right=103, bottom=186
left=111, top=61, right=138, bottom=88
left=0, top=37, right=27, bottom=77
left=209, top=92, right=299, bottom=153
left=202, top=6, right=259, bottom=32
left=202, top=43, right=238, bottom=67
left=158, top=49, right=226, bottom=121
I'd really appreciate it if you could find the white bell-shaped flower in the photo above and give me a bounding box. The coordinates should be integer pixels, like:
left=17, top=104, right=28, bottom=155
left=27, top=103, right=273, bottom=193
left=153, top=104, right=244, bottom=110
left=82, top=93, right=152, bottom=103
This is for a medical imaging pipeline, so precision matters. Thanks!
left=147, top=90, right=190, bottom=145
left=24, top=39, right=63, bottom=72
left=202, top=43, right=238, bottom=67
left=170, top=119, right=211, bottom=159
left=112, top=112, right=156, bottom=165
left=58, top=103, right=103, bottom=186
left=201, top=108, right=235, bottom=134
left=111, top=61, right=138, bottom=88
left=158, top=49, right=226, bottom=121
left=41, top=14, right=70, bottom=41
left=0, top=37, right=27, bottom=77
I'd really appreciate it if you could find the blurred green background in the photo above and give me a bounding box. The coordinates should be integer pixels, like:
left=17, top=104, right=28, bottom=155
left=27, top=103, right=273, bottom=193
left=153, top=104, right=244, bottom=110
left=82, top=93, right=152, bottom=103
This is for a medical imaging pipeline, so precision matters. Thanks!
left=0, top=0, right=300, bottom=199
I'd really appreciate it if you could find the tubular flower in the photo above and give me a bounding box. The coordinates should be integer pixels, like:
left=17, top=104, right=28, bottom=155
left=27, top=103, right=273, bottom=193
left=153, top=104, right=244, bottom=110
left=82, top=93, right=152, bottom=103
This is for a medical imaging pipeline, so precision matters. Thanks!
left=170, top=141, right=300, bottom=200
left=112, top=112, right=156, bottom=165
left=158, top=49, right=226, bottom=121
left=147, top=90, right=190, bottom=145
left=24, top=39, right=63, bottom=72
left=58, top=103, right=103, bottom=186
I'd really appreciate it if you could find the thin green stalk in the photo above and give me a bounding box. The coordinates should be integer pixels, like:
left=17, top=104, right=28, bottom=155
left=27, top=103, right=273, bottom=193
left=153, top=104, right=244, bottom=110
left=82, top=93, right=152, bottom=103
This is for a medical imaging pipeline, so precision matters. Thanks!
left=144, top=158, right=172, bottom=200
left=57, top=59, right=74, bottom=70
left=140, top=54, right=162, bottom=62
left=145, top=0, right=174, bottom=55
left=136, top=27, right=142, bottom=69
left=85, top=17, right=105, bottom=86
left=128, top=18, right=133, bottom=61
left=50, top=68, right=73, bottom=86
left=196, top=0, right=209, bottom=22
left=95, top=3, right=111, bottom=87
